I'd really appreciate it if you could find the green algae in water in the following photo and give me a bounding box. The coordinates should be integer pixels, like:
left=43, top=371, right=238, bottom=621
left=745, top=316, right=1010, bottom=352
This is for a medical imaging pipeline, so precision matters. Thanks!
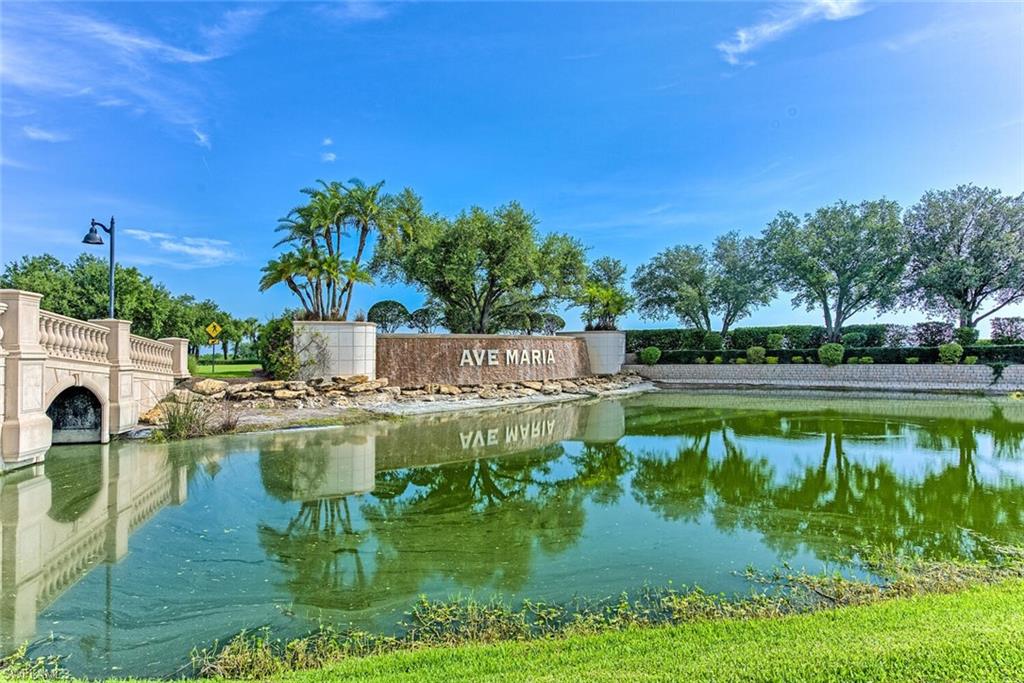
left=3, top=391, right=1024, bottom=678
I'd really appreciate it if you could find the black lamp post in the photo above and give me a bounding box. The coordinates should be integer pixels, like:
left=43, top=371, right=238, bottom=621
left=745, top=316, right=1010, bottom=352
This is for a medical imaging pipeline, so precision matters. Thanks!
left=83, top=216, right=116, bottom=318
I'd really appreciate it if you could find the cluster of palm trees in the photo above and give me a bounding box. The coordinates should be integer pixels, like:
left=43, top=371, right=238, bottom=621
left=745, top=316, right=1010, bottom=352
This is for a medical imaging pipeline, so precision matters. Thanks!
left=259, top=178, right=411, bottom=321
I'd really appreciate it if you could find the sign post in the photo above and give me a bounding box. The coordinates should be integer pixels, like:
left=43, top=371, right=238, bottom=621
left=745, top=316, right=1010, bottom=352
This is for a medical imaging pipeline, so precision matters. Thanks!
left=205, top=321, right=222, bottom=375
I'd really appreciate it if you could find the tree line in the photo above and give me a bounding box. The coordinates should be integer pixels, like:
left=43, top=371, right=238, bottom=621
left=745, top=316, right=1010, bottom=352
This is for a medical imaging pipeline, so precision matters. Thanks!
left=0, top=254, right=256, bottom=358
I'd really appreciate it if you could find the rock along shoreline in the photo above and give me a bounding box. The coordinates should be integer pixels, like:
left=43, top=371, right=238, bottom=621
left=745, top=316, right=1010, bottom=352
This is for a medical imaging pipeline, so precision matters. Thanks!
left=138, top=373, right=654, bottom=434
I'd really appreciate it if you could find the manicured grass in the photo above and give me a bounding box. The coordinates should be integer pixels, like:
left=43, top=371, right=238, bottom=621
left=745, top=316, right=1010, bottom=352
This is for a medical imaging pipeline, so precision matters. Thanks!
left=194, top=362, right=261, bottom=378
left=283, top=581, right=1024, bottom=683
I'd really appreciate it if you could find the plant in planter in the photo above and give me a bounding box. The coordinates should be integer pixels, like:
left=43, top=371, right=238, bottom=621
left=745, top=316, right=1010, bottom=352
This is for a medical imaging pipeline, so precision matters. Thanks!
left=859, top=356, right=874, bottom=364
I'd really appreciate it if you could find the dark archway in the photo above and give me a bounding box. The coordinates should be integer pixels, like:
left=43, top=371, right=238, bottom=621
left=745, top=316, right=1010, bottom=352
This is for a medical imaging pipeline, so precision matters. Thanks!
left=47, top=386, right=102, bottom=444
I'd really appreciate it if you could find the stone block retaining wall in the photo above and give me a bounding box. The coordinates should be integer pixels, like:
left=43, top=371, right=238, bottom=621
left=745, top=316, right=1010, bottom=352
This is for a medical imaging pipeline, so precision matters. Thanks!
left=624, top=363, right=1024, bottom=395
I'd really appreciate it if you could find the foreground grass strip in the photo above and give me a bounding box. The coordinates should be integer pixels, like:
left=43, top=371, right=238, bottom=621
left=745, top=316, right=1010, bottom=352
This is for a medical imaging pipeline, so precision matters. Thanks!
left=285, top=582, right=1024, bottom=683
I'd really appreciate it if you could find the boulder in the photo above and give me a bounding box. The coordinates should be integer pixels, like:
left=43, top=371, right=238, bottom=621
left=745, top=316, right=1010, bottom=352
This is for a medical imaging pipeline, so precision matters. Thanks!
left=285, top=380, right=308, bottom=391
left=541, top=383, right=562, bottom=395
left=479, top=389, right=504, bottom=400
left=165, top=388, right=195, bottom=403
left=139, top=404, right=166, bottom=424
left=560, top=380, right=578, bottom=390
left=230, top=391, right=262, bottom=401
left=438, top=384, right=462, bottom=395
left=255, top=380, right=287, bottom=392
left=517, top=387, right=538, bottom=396
left=225, top=382, right=257, bottom=396
left=402, top=389, right=427, bottom=397
left=333, top=375, right=369, bottom=385
left=192, top=378, right=229, bottom=396
left=520, top=381, right=544, bottom=391
left=348, top=380, right=385, bottom=393
left=273, top=389, right=307, bottom=400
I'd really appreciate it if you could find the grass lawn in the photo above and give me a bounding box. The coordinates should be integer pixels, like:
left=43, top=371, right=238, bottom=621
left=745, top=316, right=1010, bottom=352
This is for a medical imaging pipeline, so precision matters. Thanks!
left=281, top=581, right=1024, bottom=683
left=193, top=362, right=261, bottom=378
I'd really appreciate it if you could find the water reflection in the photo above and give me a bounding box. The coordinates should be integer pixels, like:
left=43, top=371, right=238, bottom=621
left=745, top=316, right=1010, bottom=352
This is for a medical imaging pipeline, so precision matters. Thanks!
left=2, top=392, right=1023, bottom=677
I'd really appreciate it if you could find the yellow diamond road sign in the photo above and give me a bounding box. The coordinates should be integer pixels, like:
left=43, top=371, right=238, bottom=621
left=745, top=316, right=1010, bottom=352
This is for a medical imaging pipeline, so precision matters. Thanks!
left=205, top=321, right=222, bottom=338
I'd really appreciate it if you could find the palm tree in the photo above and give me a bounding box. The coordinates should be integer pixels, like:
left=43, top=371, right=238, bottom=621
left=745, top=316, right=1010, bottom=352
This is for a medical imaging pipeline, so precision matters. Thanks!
left=340, top=179, right=393, bottom=319
left=260, top=251, right=316, bottom=318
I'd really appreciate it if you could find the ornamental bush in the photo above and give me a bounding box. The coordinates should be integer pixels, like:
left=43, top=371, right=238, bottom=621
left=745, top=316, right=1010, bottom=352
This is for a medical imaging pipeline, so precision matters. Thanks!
left=964, top=355, right=978, bottom=365
left=703, top=331, right=724, bottom=351
left=766, top=356, right=779, bottom=364
left=860, top=356, right=874, bottom=364
left=712, top=356, right=724, bottom=364
left=938, top=342, right=964, bottom=365
left=746, top=346, right=767, bottom=364
left=847, top=356, right=860, bottom=364
left=954, top=326, right=980, bottom=347
left=695, top=356, right=708, bottom=365
left=841, top=332, right=867, bottom=348
left=818, top=343, right=845, bottom=367
left=766, top=333, right=785, bottom=349
left=638, top=346, right=662, bottom=366
left=792, top=355, right=804, bottom=364
left=735, top=357, right=748, bottom=365
left=913, top=321, right=954, bottom=346
left=257, top=316, right=298, bottom=380
left=906, top=357, right=919, bottom=364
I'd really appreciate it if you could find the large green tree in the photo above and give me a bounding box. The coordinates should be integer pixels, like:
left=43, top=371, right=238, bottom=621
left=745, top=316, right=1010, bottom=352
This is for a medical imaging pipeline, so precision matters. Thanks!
left=367, top=299, right=410, bottom=333
left=575, top=256, right=633, bottom=331
left=763, top=199, right=907, bottom=342
left=901, top=185, right=1024, bottom=328
left=0, top=253, right=229, bottom=347
left=631, top=232, right=775, bottom=335
left=262, top=179, right=412, bottom=321
left=373, top=201, right=587, bottom=333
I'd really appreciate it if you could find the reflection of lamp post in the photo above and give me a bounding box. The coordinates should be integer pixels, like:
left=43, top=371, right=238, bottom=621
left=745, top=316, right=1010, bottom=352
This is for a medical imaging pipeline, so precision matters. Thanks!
left=82, top=216, right=115, bottom=318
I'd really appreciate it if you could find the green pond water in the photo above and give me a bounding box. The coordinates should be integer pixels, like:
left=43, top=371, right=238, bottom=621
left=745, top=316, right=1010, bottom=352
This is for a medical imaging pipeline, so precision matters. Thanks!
left=3, top=391, right=1024, bottom=678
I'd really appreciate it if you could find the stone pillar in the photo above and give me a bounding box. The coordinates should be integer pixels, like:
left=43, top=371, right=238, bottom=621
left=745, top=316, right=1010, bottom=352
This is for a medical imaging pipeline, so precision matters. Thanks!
left=159, top=337, right=191, bottom=379
left=560, top=330, right=626, bottom=375
left=92, top=319, right=135, bottom=436
left=0, top=303, right=7, bottom=447
left=0, top=290, right=51, bottom=470
left=292, top=320, right=377, bottom=380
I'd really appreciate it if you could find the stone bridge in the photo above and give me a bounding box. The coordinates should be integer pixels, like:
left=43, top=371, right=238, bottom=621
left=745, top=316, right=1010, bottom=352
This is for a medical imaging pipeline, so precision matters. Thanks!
left=0, top=290, right=189, bottom=471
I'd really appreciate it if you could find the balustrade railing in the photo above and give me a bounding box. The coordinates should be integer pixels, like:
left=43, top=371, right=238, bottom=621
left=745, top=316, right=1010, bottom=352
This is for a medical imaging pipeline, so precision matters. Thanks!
left=130, top=334, right=174, bottom=373
left=38, top=312, right=110, bottom=364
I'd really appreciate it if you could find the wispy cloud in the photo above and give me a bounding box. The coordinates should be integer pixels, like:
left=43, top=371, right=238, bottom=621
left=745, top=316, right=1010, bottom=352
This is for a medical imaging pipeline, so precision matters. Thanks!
left=313, top=1, right=395, bottom=24
left=123, top=228, right=237, bottom=267
left=321, top=151, right=337, bottom=163
left=322, top=137, right=334, bottom=146
left=22, top=125, right=69, bottom=142
left=717, top=0, right=866, bottom=66
left=1, top=5, right=268, bottom=148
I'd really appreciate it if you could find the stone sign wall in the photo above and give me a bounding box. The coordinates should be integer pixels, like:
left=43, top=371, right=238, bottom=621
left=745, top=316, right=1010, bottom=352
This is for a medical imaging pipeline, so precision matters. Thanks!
left=377, top=334, right=591, bottom=387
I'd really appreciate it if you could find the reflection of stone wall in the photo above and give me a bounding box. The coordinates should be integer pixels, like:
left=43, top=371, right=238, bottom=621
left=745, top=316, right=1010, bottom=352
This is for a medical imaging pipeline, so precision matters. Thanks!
left=378, top=334, right=590, bottom=387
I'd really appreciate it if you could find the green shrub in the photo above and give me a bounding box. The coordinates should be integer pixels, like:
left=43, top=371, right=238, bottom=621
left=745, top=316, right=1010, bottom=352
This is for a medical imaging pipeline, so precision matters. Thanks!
left=938, top=342, right=964, bottom=365
left=638, top=346, right=662, bottom=366
left=766, top=333, right=784, bottom=349
left=735, top=357, right=748, bottom=365
left=964, top=355, right=978, bottom=365
left=818, top=343, right=845, bottom=367
left=187, top=355, right=199, bottom=375
left=846, top=356, right=859, bottom=364
left=257, top=316, right=298, bottom=380
left=712, top=356, right=724, bottom=364
left=906, top=357, right=920, bottom=364
left=703, top=331, right=724, bottom=351
left=954, top=326, right=980, bottom=346
left=791, top=355, right=804, bottom=364
left=859, top=356, right=874, bottom=364
left=695, top=356, right=708, bottom=365
left=976, top=339, right=993, bottom=346
left=746, top=346, right=767, bottom=364
left=841, top=332, right=867, bottom=348
left=766, top=356, right=779, bottom=364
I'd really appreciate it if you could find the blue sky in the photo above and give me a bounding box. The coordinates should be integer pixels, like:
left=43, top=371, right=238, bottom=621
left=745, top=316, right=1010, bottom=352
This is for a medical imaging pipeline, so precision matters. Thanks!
left=2, top=1, right=1022, bottom=332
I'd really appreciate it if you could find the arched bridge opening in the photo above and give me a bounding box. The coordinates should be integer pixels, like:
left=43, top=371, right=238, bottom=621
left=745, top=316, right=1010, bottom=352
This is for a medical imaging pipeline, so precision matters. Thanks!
left=46, top=387, right=103, bottom=445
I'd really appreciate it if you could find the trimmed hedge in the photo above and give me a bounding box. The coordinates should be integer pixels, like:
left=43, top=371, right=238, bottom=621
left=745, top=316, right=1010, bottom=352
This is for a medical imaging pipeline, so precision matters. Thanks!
left=625, top=324, right=894, bottom=353
left=653, top=344, right=1024, bottom=365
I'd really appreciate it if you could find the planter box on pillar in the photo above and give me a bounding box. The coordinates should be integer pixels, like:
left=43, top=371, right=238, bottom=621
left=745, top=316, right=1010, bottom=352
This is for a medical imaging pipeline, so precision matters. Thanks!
left=292, top=320, right=377, bottom=380
left=559, top=330, right=625, bottom=375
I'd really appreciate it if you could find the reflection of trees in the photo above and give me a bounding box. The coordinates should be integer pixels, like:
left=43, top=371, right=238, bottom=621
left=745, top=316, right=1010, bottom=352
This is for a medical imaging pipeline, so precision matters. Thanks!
left=257, top=442, right=618, bottom=612
left=632, top=409, right=1024, bottom=562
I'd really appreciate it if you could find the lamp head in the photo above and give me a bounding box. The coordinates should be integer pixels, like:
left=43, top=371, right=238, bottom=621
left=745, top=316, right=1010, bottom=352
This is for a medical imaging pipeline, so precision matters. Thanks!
left=82, top=223, right=104, bottom=245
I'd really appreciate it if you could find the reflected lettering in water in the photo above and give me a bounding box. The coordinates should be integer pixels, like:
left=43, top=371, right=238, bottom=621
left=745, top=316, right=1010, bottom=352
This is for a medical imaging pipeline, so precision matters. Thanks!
left=2, top=392, right=1023, bottom=677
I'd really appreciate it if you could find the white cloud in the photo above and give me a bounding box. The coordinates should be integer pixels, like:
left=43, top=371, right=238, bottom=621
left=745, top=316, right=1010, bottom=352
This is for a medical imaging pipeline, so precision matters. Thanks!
left=717, top=0, right=866, bottom=66
left=22, top=125, right=69, bottom=142
left=193, top=128, right=211, bottom=149
left=322, top=136, right=334, bottom=146
left=124, top=228, right=237, bottom=267
left=321, top=151, right=337, bottom=163
left=313, top=2, right=394, bottom=24
left=1, top=5, right=268, bottom=146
